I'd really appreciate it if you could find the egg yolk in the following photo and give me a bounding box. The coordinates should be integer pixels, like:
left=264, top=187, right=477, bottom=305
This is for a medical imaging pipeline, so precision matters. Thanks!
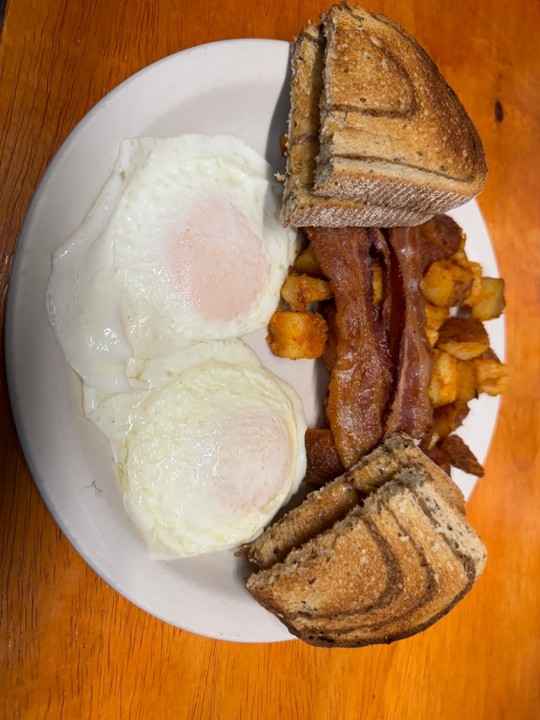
left=169, top=197, right=266, bottom=323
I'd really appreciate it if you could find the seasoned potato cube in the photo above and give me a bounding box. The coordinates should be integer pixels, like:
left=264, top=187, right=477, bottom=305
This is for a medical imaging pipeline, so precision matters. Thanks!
left=424, top=302, right=449, bottom=347
left=267, top=309, right=328, bottom=360
left=293, top=244, right=322, bottom=277
left=429, top=349, right=458, bottom=407
left=280, top=272, right=332, bottom=311
left=425, top=327, right=439, bottom=346
left=450, top=249, right=471, bottom=269
left=455, top=359, right=477, bottom=402
left=471, top=277, right=506, bottom=320
left=436, top=317, right=490, bottom=360
left=447, top=251, right=484, bottom=306
left=417, top=214, right=465, bottom=270
left=464, top=261, right=483, bottom=306
left=372, top=260, right=383, bottom=306
left=474, top=357, right=509, bottom=395
left=421, top=259, right=474, bottom=307
left=425, top=302, right=449, bottom=331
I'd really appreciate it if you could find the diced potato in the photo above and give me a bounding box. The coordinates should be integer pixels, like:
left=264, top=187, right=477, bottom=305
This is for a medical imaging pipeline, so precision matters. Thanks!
left=425, top=327, right=439, bottom=347
left=449, top=249, right=471, bottom=269
left=455, top=359, right=477, bottom=402
left=449, top=258, right=482, bottom=306
left=372, top=260, right=383, bottom=306
left=436, top=317, right=490, bottom=360
left=280, top=272, right=332, bottom=311
left=429, top=349, right=458, bottom=407
left=267, top=309, right=328, bottom=360
left=425, top=302, right=449, bottom=331
left=467, top=262, right=483, bottom=305
left=474, top=357, right=509, bottom=396
left=421, top=259, right=474, bottom=307
left=424, top=302, right=449, bottom=347
left=447, top=252, right=482, bottom=306
left=471, top=277, right=506, bottom=320
left=293, top=244, right=322, bottom=277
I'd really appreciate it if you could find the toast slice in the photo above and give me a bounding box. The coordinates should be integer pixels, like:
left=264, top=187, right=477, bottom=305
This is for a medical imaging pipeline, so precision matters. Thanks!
left=242, top=432, right=411, bottom=569
left=280, top=23, right=434, bottom=228
left=242, top=433, right=464, bottom=570
left=240, top=473, right=361, bottom=569
left=245, top=482, right=485, bottom=647
left=313, top=3, right=487, bottom=211
left=243, top=433, right=486, bottom=647
left=246, top=505, right=393, bottom=623
left=280, top=498, right=439, bottom=635
left=285, top=489, right=477, bottom=646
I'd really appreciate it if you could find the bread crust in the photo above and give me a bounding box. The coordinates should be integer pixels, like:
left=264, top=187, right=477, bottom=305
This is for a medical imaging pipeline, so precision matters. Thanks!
left=314, top=3, right=487, bottom=209
left=243, top=433, right=486, bottom=647
left=280, top=22, right=433, bottom=227
left=280, top=3, right=488, bottom=228
left=264, top=491, right=472, bottom=646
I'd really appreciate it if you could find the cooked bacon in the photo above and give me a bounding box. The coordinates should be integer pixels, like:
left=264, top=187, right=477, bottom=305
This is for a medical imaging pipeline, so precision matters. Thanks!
left=320, top=304, right=337, bottom=373
left=439, top=434, right=485, bottom=477
left=308, top=227, right=394, bottom=467
left=424, top=444, right=452, bottom=474
left=304, top=428, right=345, bottom=485
left=416, top=214, right=464, bottom=272
left=384, top=227, right=433, bottom=439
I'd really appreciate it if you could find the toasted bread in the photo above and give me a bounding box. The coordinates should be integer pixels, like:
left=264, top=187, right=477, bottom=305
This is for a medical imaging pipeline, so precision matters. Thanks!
left=314, top=3, right=487, bottom=211
left=243, top=432, right=410, bottom=570
left=280, top=3, right=487, bottom=227
left=280, top=22, right=434, bottom=228
left=241, top=473, right=361, bottom=569
left=259, top=490, right=474, bottom=646
left=243, top=433, right=463, bottom=571
left=244, top=433, right=486, bottom=647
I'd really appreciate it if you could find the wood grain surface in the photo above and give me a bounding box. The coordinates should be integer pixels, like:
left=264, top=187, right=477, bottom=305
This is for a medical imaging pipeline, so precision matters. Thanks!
left=1, top=1, right=539, bottom=718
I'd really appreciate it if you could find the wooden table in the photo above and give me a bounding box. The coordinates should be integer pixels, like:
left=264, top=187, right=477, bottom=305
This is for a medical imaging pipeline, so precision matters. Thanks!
left=1, top=1, right=538, bottom=717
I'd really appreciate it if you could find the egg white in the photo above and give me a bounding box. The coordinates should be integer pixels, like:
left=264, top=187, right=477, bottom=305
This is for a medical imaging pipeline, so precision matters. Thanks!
left=84, top=340, right=307, bottom=559
left=46, top=135, right=298, bottom=394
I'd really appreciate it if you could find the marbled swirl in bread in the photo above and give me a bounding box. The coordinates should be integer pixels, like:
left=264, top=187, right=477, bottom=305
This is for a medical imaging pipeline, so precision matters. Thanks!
left=280, top=3, right=487, bottom=228
left=280, top=22, right=433, bottom=228
left=243, top=434, right=486, bottom=647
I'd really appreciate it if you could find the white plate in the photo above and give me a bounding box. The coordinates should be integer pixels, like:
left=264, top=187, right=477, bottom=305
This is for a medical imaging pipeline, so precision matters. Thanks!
left=5, top=39, right=504, bottom=643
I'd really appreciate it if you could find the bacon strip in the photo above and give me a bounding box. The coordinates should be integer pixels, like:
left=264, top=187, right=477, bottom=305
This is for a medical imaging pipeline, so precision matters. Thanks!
left=304, top=428, right=345, bottom=485
left=308, top=227, right=394, bottom=467
left=416, top=214, right=464, bottom=272
left=384, top=227, right=433, bottom=438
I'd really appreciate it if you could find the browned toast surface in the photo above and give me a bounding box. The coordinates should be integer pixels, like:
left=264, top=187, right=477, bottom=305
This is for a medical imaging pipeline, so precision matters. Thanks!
left=281, top=3, right=487, bottom=227
left=280, top=21, right=434, bottom=228
left=314, top=3, right=487, bottom=210
left=243, top=433, right=486, bottom=647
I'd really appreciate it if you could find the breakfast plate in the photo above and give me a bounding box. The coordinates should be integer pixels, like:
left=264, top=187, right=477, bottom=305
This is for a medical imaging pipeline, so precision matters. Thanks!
left=5, top=39, right=504, bottom=643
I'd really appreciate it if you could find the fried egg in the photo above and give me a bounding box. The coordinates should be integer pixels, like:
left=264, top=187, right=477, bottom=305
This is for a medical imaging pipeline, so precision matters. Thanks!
left=46, top=135, right=298, bottom=393
left=84, top=340, right=307, bottom=559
